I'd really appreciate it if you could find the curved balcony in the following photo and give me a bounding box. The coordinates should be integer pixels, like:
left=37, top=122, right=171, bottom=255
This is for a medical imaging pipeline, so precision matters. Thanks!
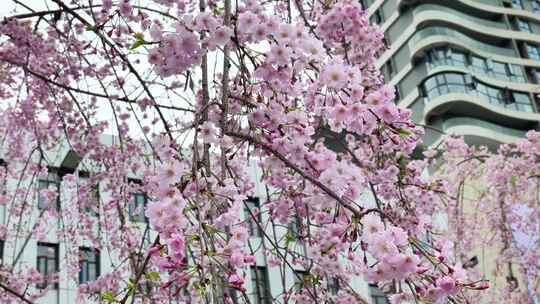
left=409, top=27, right=516, bottom=58
left=424, top=92, right=540, bottom=130
left=425, top=65, right=537, bottom=93
left=444, top=116, right=528, bottom=151
left=408, top=28, right=540, bottom=68
left=397, top=0, right=540, bottom=25
left=414, top=4, right=506, bottom=30
left=411, top=5, right=540, bottom=45
left=378, top=3, right=540, bottom=66
left=421, top=72, right=540, bottom=129
left=427, top=116, right=528, bottom=151
left=451, top=0, right=540, bottom=24
left=443, top=117, right=527, bottom=141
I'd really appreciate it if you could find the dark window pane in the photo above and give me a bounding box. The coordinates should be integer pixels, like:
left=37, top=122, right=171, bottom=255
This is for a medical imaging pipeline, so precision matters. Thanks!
left=79, top=247, right=100, bottom=284
left=512, top=0, right=523, bottom=9
left=369, top=284, right=389, bottom=304
left=250, top=266, right=270, bottom=304
left=37, top=243, right=59, bottom=289
left=534, top=1, right=540, bottom=14
left=129, top=192, right=147, bottom=222
left=244, top=199, right=262, bottom=237
left=37, top=170, right=60, bottom=210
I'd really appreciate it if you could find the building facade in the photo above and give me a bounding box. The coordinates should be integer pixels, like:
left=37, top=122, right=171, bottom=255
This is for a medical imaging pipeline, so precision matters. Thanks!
left=0, top=139, right=386, bottom=304
left=364, top=0, right=540, bottom=151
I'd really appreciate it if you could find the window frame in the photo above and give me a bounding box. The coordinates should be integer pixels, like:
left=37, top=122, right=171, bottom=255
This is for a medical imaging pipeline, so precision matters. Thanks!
left=244, top=198, right=262, bottom=238
left=129, top=192, right=148, bottom=222
left=78, top=172, right=100, bottom=216
left=526, top=43, right=540, bottom=60
left=533, top=1, right=540, bottom=14
left=369, top=284, right=389, bottom=304
left=37, top=169, right=61, bottom=211
left=79, top=247, right=100, bottom=284
left=511, top=0, right=524, bottom=9
left=250, top=266, right=271, bottom=304
left=37, top=242, right=59, bottom=289
left=128, top=180, right=148, bottom=223
left=0, top=239, right=4, bottom=262
left=422, top=72, right=533, bottom=112
left=516, top=18, right=532, bottom=33
left=327, top=276, right=340, bottom=295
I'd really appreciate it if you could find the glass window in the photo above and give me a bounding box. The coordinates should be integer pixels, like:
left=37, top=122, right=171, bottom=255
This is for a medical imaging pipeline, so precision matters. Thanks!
left=327, top=276, right=340, bottom=295
left=38, top=169, right=60, bottom=210
left=445, top=73, right=465, bottom=85
left=369, top=284, right=389, bottom=304
left=507, top=64, right=525, bottom=82
left=423, top=73, right=533, bottom=113
left=517, top=102, right=533, bottom=112
left=445, top=73, right=465, bottom=94
left=37, top=243, right=59, bottom=289
left=129, top=192, right=148, bottom=222
left=78, top=172, right=99, bottom=216
left=450, top=50, right=467, bottom=67
left=0, top=240, right=4, bottom=261
left=533, top=68, right=540, bottom=83
left=435, top=74, right=446, bottom=85
left=471, top=56, right=487, bottom=75
left=250, top=266, right=270, bottom=304
left=385, top=58, right=396, bottom=78
left=526, top=44, right=540, bottom=60
left=488, top=86, right=503, bottom=105
left=0, top=160, right=6, bottom=196
left=516, top=19, right=531, bottom=33
left=513, top=92, right=533, bottom=112
left=395, top=84, right=402, bottom=101
left=424, top=77, right=437, bottom=92
left=512, top=0, right=523, bottom=9
left=533, top=1, right=540, bottom=14
left=370, top=9, right=384, bottom=25
left=288, top=215, right=301, bottom=239
left=79, top=247, right=100, bottom=284
left=491, top=61, right=508, bottom=81
left=244, top=199, right=262, bottom=237
left=476, top=82, right=488, bottom=96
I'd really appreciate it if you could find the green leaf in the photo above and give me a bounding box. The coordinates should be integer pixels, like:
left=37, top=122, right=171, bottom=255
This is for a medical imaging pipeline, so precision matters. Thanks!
left=101, top=292, right=116, bottom=303
left=85, top=25, right=94, bottom=31
left=194, top=282, right=207, bottom=295
left=147, top=271, right=160, bottom=281
left=509, top=175, right=517, bottom=186
left=133, top=32, right=145, bottom=41
left=284, top=232, right=296, bottom=245
left=396, top=127, right=412, bottom=137
left=127, top=278, right=135, bottom=296
left=130, top=40, right=145, bottom=50
left=129, top=32, right=148, bottom=50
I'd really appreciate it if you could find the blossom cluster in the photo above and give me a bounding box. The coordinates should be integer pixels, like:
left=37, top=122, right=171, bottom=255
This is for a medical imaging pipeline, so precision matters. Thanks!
left=0, top=0, right=499, bottom=303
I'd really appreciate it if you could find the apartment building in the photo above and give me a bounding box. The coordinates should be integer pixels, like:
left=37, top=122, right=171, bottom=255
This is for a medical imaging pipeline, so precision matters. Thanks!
left=0, top=136, right=385, bottom=304
left=364, top=0, right=540, bottom=151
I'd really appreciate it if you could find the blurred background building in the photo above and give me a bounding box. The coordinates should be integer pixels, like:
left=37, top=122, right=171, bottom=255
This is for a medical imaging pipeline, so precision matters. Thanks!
left=366, top=0, right=540, bottom=151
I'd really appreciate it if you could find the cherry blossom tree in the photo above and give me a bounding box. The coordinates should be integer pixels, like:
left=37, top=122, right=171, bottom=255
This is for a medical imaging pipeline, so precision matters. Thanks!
left=0, top=0, right=493, bottom=303
left=430, top=133, right=540, bottom=304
